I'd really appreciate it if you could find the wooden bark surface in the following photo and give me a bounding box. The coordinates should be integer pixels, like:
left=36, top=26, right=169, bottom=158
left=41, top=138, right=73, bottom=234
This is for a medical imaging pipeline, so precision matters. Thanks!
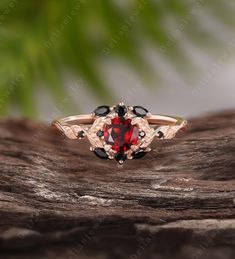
left=0, top=111, right=235, bottom=259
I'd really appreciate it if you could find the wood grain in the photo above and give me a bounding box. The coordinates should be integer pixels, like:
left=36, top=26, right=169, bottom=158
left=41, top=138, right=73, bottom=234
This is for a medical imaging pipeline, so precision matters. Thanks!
left=0, top=111, right=235, bottom=258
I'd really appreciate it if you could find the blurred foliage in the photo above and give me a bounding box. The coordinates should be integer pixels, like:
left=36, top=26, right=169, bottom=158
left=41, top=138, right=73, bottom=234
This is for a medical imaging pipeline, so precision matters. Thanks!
left=0, top=0, right=235, bottom=116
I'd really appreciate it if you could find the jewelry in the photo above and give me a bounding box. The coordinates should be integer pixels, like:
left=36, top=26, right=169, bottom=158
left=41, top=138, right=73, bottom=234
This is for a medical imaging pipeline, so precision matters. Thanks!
left=52, top=103, right=187, bottom=164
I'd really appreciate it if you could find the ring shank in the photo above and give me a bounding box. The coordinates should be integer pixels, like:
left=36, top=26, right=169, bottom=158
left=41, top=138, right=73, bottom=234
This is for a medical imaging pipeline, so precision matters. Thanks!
left=52, top=113, right=187, bottom=141
left=53, top=114, right=185, bottom=129
left=147, top=115, right=182, bottom=125
left=57, top=114, right=95, bottom=125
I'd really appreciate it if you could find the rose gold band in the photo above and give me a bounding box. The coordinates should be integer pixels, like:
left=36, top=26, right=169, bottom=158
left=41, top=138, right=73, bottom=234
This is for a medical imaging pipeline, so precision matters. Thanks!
left=53, top=114, right=183, bottom=129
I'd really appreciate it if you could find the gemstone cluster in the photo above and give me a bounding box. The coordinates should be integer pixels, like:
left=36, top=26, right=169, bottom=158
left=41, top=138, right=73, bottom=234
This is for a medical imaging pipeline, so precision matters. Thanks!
left=88, top=103, right=154, bottom=164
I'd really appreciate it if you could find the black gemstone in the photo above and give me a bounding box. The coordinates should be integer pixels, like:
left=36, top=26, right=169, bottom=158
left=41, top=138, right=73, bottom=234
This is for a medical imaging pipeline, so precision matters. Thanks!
left=115, top=152, right=127, bottom=163
left=94, top=148, right=109, bottom=159
left=133, top=106, right=149, bottom=117
left=96, top=130, right=104, bottom=138
left=139, top=130, right=146, bottom=138
left=94, top=105, right=110, bottom=117
left=132, top=150, right=147, bottom=159
left=115, top=105, right=127, bottom=117
left=77, top=131, right=85, bottom=138
left=158, top=131, right=164, bottom=139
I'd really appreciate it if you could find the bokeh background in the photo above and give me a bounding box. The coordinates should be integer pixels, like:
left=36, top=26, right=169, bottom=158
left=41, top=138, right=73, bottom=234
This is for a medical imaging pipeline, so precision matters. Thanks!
left=0, top=0, right=235, bottom=122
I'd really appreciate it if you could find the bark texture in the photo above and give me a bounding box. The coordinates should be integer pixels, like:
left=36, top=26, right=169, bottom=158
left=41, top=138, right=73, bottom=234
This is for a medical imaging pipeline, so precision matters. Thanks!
left=0, top=111, right=235, bottom=259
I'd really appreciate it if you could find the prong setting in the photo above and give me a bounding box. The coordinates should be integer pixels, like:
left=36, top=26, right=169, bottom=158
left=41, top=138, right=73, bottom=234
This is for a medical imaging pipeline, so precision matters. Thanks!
left=104, top=117, right=112, bottom=125
left=90, top=146, right=95, bottom=152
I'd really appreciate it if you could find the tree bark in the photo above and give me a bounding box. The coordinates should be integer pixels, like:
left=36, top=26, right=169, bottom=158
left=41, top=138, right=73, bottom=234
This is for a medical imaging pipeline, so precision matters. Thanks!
left=0, top=111, right=235, bottom=259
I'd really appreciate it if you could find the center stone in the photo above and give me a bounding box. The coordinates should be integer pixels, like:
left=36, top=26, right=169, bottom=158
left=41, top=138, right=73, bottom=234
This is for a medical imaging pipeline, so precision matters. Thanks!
left=103, top=117, right=139, bottom=152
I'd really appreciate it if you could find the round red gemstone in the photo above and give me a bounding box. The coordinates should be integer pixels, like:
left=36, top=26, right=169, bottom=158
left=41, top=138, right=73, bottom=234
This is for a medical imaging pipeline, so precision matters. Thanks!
left=103, top=117, right=139, bottom=152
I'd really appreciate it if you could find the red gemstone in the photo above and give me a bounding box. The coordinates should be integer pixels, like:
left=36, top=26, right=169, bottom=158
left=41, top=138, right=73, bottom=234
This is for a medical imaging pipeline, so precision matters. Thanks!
left=104, top=117, right=139, bottom=152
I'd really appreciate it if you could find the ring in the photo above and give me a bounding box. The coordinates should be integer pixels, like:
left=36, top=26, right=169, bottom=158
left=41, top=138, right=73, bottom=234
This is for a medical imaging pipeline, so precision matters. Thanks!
left=52, top=103, right=187, bottom=164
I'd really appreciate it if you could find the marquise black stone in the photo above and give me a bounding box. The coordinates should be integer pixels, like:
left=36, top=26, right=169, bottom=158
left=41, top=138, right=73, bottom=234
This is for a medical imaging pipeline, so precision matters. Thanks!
left=115, top=105, right=127, bottom=117
left=94, top=106, right=110, bottom=117
left=133, top=106, right=149, bottom=117
left=94, top=148, right=109, bottom=159
left=132, top=149, right=147, bottom=159
left=115, top=152, right=127, bottom=163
